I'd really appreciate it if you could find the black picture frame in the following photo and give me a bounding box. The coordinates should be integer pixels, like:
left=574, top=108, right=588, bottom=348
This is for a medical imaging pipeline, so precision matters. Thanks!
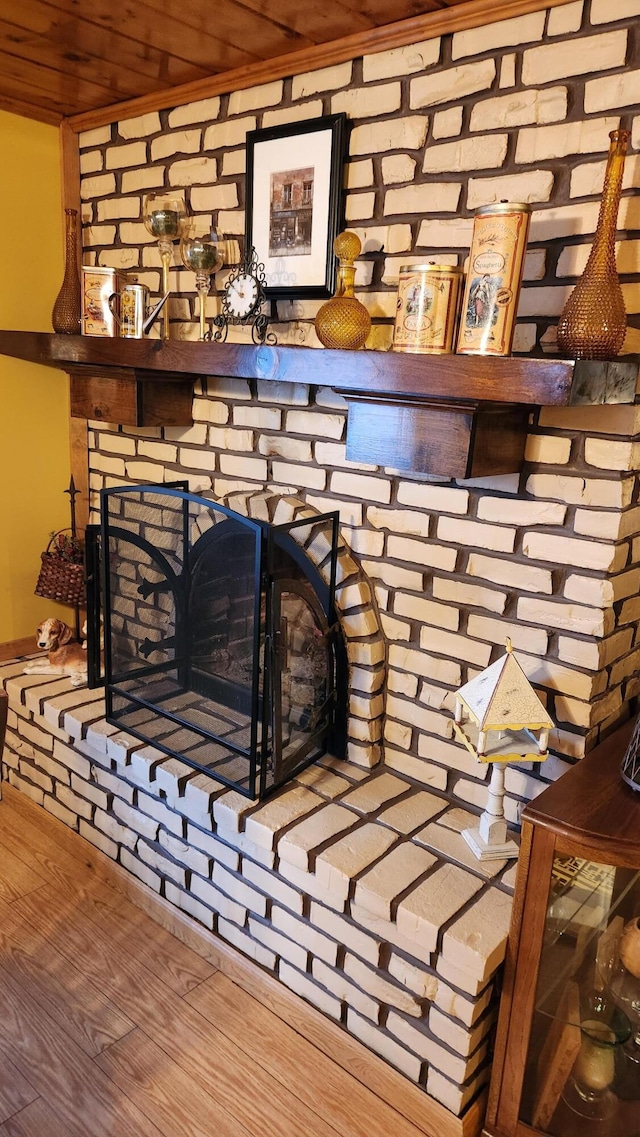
left=245, top=113, right=347, bottom=301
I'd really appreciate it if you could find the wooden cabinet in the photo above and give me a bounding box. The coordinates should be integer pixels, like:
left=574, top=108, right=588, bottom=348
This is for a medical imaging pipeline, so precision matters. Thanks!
left=484, top=721, right=640, bottom=1137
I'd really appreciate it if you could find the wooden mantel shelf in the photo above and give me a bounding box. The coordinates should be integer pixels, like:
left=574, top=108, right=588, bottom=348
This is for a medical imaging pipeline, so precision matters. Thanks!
left=3, top=328, right=636, bottom=403
left=1, top=330, right=637, bottom=477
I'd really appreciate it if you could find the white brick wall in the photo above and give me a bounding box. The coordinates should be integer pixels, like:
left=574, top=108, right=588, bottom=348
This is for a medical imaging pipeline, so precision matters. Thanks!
left=410, top=59, right=496, bottom=107
left=65, top=6, right=640, bottom=1115
left=87, top=379, right=640, bottom=799
left=76, top=3, right=637, bottom=360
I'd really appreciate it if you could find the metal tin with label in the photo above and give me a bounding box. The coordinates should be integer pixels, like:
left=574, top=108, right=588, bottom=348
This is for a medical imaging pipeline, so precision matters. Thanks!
left=393, top=263, right=464, bottom=355
left=82, top=266, right=129, bottom=337
left=456, top=201, right=531, bottom=357
left=119, top=283, right=150, bottom=338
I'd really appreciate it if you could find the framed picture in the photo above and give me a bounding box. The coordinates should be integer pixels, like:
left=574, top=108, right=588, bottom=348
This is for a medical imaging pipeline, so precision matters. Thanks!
left=245, top=113, right=347, bottom=300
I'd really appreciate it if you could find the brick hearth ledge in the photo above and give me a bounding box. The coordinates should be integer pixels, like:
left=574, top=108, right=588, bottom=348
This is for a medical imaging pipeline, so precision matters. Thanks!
left=1, top=659, right=514, bottom=1118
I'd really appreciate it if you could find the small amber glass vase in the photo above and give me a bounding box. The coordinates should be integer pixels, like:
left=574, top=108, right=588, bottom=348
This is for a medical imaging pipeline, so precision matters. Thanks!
left=52, top=208, right=82, bottom=335
left=557, top=129, right=630, bottom=360
left=315, top=231, right=371, bottom=350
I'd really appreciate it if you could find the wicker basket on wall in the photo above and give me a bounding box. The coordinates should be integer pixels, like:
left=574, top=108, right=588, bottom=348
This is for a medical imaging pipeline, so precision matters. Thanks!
left=35, top=529, right=85, bottom=607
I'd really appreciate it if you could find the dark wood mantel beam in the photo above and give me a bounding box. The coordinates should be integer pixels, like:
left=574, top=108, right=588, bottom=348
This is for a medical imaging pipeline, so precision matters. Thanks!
left=2, top=329, right=638, bottom=407
left=0, top=329, right=580, bottom=405
left=1, top=330, right=637, bottom=478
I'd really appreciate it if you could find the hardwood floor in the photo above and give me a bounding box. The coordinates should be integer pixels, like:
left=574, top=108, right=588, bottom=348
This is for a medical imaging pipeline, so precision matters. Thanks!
left=0, top=784, right=437, bottom=1137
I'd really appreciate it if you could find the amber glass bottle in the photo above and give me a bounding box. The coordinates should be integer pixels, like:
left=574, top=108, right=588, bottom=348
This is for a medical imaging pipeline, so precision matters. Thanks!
left=557, top=129, right=630, bottom=360
left=52, top=208, right=82, bottom=335
left=315, top=231, right=371, bottom=350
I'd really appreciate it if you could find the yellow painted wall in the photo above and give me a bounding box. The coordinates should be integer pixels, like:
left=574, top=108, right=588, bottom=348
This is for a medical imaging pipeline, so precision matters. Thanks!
left=0, top=110, right=71, bottom=644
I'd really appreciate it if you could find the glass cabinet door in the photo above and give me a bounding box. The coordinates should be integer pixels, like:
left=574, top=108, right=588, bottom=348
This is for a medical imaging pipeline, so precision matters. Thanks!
left=519, top=855, right=640, bottom=1135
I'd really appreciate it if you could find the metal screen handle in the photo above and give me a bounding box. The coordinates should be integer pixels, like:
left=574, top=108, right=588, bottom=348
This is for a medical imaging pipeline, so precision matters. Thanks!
left=84, top=524, right=103, bottom=688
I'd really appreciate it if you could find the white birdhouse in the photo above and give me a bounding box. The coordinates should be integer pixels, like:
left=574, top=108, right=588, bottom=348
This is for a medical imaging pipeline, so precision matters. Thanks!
left=454, top=640, right=554, bottom=862
left=454, top=639, right=553, bottom=764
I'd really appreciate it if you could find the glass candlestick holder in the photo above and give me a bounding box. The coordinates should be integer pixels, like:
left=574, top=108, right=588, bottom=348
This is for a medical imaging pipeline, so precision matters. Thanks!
left=143, top=192, right=187, bottom=340
left=180, top=229, right=224, bottom=340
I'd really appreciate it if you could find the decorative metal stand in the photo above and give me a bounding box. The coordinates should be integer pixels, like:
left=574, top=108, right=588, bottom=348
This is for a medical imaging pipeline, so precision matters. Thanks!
left=34, top=477, right=84, bottom=639
left=213, top=246, right=277, bottom=346
left=65, top=476, right=82, bottom=640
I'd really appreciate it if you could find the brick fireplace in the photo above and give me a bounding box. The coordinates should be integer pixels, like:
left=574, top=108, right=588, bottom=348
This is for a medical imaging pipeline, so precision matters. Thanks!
left=4, top=363, right=640, bottom=1119
left=2, top=0, right=640, bottom=1130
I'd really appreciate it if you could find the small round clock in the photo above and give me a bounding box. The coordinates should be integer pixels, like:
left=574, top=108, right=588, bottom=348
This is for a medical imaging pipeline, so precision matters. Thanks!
left=213, top=246, right=276, bottom=345
left=226, top=271, right=260, bottom=319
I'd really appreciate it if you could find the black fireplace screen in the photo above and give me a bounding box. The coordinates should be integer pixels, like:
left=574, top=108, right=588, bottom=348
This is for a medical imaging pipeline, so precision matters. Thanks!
left=86, top=485, right=346, bottom=800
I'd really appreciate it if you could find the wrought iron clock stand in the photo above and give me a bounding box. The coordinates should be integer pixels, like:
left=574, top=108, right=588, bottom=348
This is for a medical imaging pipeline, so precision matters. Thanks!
left=212, top=246, right=277, bottom=346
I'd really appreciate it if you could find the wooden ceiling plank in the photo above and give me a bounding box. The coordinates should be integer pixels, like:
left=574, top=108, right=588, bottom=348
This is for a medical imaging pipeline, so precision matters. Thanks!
left=40, top=0, right=294, bottom=70
left=232, top=0, right=376, bottom=41
left=2, top=0, right=215, bottom=89
left=0, top=19, right=173, bottom=102
left=0, top=90, right=62, bottom=124
left=0, top=48, right=119, bottom=107
left=0, top=75, right=70, bottom=117
left=67, top=0, right=565, bottom=133
left=333, top=0, right=445, bottom=19
left=132, top=0, right=316, bottom=60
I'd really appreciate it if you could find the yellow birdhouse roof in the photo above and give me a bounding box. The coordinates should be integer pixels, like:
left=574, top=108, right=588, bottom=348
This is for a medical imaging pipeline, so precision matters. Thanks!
left=457, top=641, right=553, bottom=732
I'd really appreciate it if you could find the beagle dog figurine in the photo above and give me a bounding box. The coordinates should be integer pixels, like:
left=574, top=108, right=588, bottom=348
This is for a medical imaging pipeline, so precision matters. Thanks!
left=23, top=618, right=88, bottom=687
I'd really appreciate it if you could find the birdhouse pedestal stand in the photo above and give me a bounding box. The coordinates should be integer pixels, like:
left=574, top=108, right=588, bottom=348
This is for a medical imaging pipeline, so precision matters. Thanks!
left=462, top=762, right=519, bottom=861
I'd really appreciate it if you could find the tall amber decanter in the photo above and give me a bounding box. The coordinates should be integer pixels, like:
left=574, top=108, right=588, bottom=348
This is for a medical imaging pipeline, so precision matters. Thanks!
left=557, top=129, right=630, bottom=360
left=52, top=208, right=82, bottom=335
left=315, top=231, right=371, bottom=350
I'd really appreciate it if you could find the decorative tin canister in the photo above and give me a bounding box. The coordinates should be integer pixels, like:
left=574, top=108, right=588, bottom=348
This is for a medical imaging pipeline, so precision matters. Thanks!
left=456, top=202, right=531, bottom=357
left=119, top=283, right=149, bottom=338
left=82, top=266, right=129, bottom=337
left=393, top=263, right=464, bottom=354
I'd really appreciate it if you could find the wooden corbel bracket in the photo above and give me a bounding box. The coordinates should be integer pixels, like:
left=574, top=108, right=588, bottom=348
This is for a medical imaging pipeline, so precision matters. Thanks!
left=341, top=392, right=529, bottom=478
left=67, top=364, right=194, bottom=427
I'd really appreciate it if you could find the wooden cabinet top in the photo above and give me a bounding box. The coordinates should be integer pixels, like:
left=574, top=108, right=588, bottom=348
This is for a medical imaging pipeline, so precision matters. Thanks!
left=523, top=719, right=639, bottom=861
